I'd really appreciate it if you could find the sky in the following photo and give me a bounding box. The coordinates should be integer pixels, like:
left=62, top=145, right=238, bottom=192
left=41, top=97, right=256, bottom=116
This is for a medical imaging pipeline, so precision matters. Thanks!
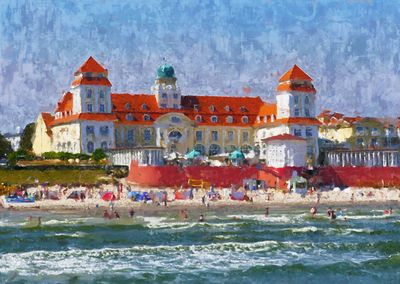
left=0, top=0, right=399, bottom=133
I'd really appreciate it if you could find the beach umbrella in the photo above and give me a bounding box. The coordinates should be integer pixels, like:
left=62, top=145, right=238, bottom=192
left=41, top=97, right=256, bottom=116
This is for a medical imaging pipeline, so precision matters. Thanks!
left=102, top=192, right=116, bottom=201
left=185, top=149, right=201, bottom=159
left=229, top=150, right=245, bottom=160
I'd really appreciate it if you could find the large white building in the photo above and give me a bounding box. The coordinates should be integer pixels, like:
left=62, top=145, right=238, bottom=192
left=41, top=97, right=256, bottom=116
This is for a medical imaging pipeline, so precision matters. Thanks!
left=32, top=57, right=320, bottom=167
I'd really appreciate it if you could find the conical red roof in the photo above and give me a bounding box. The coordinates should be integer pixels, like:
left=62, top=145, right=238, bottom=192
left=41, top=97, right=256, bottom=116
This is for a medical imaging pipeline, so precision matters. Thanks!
left=75, top=56, right=107, bottom=74
left=279, top=65, right=312, bottom=82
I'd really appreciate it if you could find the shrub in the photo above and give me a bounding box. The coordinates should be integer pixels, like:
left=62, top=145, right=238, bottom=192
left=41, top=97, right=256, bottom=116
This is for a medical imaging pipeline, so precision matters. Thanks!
left=92, top=148, right=107, bottom=163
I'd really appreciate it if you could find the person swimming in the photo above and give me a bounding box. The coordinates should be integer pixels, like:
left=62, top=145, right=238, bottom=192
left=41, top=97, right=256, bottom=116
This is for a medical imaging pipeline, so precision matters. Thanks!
left=198, top=214, right=205, bottom=222
left=310, top=206, right=317, bottom=216
left=384, top=207, right=393, bottom=215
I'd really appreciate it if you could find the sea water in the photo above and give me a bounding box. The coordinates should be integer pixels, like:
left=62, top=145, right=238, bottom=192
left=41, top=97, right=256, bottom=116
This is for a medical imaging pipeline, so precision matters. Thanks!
left=0, top=206, right=399, bottom=283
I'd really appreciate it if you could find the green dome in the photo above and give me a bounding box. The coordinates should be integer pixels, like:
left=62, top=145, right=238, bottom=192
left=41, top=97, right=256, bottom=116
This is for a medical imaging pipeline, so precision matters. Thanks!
left=157, top=64, right=175, bottom=79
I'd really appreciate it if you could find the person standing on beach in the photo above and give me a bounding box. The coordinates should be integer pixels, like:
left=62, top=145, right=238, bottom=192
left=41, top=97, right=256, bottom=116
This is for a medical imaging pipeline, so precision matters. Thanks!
left=265, top=207, right=269, bottom=218
left=129, top=208, right=135, bottom=218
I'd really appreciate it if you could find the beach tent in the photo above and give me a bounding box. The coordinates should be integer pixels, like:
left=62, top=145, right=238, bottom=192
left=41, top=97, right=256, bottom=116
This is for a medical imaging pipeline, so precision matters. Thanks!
left=67, top=191, right=81, bottom=200
left=102, top=192, right=116, bottom=201
left=185, top=149, right=201, bottom=159
left=175, top=189, right=193, bottom=200
left=229, top=150, right=245, bottom=160
left=230, top=191, right=245, bottom=201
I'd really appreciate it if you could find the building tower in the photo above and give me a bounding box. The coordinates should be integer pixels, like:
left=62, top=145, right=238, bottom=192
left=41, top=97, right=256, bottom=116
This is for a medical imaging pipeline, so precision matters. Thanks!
left=151, top=63, right=181, bottom=109
left=70, top=56, right=112, bottom=115
left=276, top=65, right=320, bottom=164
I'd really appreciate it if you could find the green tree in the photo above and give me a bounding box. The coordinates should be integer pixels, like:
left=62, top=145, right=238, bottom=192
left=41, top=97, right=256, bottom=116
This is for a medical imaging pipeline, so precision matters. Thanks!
left=19, top=122, right=35, bottom=151
left=0, top=133, right=13, bottom=158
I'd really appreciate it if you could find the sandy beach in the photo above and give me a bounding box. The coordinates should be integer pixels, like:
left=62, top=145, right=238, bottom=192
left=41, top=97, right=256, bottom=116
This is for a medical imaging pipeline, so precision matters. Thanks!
left=1, top=179, right=399, bottom=213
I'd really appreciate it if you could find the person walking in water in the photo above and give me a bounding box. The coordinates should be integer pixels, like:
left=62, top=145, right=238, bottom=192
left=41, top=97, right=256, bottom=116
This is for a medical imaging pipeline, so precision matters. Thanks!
left=310, top=206, right=317, bottom=216
left=198, top=214, right=205, bottom=222
left=129, top=208, right=135, bottom=218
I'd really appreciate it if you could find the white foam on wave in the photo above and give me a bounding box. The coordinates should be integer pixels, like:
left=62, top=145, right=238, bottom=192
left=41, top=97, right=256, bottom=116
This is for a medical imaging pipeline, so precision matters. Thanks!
left=290, top=226, right=319, bottom=233
left=0, top=240, right=384, bottom=277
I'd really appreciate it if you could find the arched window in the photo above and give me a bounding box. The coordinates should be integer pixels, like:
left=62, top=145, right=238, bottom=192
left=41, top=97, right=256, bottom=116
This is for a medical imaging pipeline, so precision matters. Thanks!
left=141, top=103, right=148, bottom=110
left=240, top=144, right=251, bottom=154
left=225, top=145, right=236, bottom=153
left=101, top=141, right=107, bottom=150
left=226, top=116, right=233, bottom=123
left=126, top=114, right=133, bottom=121
left=194, top=144, right=206, bottom=155
left=195, top=115, right=202, bottom=123
left=143, top=114, right=151, bottom=121
left=241, top=116, right=249, bottom=123
left=125, top=103, right=131, bottom=110
left=209, top=144, right=221, bottom=156
left=211, top=115, right=218, bottom=123
left=168, top=131, right=182, bottom=143
left=209, top=105, right=215, bottom=112
left=224, top=105, right=231, bottom=111
left=87, top=141, right=94, bottom=153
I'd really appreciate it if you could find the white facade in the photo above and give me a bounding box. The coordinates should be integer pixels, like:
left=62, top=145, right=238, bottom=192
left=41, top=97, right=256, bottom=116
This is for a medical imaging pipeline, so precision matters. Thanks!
left=277, top=90, right=316, bottom=119
left=151, top=80, right=181, bottom=109
left=262, top=139, right=307, bottom=168
left=80, top=120, right=115, bottom=154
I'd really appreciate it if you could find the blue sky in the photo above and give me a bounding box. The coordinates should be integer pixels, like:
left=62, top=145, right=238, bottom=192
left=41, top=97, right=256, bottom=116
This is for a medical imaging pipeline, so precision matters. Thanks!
left=0, top=0, right=398, bottom=133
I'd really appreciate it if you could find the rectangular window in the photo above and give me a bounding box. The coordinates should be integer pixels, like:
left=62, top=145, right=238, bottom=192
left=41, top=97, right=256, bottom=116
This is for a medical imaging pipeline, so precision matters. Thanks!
left=99, top=90, right=105, bottom=99
left=243, top=131, right=249, bottom=142
left=227, top=131, right=234, bottom=142
left=294, top=96, right=299, bottom=104
left=173, top=93, right=178, bottom=99
left=211, top=131, right=218, bottom=141
left=306, top=127, right=313, bottom=137
left=173, top=104, right=179, bottom=109
left=160, top=103, right=167, bottom=108
left=144, top=129, right=151, bottom=142
left=294, top=129, right=302, bottom=137
left=127, top=129, right=135, bottom=143
left=87, top=89, right=92, bottom=98
left=100, top=126, right=109, bottom=136
left=87, top=104, right=93, bottom=112
left=305, top=108, right=310, bottom=117
left=356, top=126, right=364, bottom=135
left=99, top=104, right=105, bottom=112
left=86, top=126, right=94, bottom=135
left=294, top=108, right=300, bottom=116
left=162, top=93, right=167, bottom=99
left=196, top=130, right=203, bottom=142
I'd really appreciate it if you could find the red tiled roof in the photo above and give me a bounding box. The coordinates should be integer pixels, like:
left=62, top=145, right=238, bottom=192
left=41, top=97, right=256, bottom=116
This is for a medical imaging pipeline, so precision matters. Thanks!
left=51, top=113, right=117, bottom=126
left=262, top=133, right=306, bottom=142
left=257, top=103, right=277, bottom=117
left=41, top=112, right=54, bottom=136
left=342, top=116, right=363, bottom=125
left=71, top=77, right=112, bottom=87
left=270, top=117, right=321, bottom=126
left=111, top=94, right=266, bottom=126
left=279, top=65, right=313, bottom=82
left=277, top=81, right=316, bottom=93
left=55, top=92, right=73, bottom=112
left=75, top=56, right=107, bottom=74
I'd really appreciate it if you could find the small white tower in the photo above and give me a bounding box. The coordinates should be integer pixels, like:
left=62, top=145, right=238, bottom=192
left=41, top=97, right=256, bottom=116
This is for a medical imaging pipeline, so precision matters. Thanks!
left=151, top=63, right=181, bottom=109
left=276, top=64, right=316, bottom=119
left=70, top=56, right=112, bottom=114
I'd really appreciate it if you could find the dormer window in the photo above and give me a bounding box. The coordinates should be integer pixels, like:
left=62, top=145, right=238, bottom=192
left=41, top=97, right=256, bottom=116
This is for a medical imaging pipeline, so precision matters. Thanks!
left=224, top=105, right=231, bottom=112
left=240, top=106, right=247, bottom=112
left=194, top=104, right=199, bottom=111
left=209, top=105, right=215, bottom=112
left=143, top=114, right=151, bottom=121
left=195, top=115, right=202, bottom=123
left=126, top=114, right=133, bottom=121
left=125, top=103, right=131, bottom=110
left=226, top=116, right=233, bottom=123
left=241, top=116, right=249, bottom=123
left=142, top=103, right=148, bottom=110
left=211, top=115, right=218, bottom=123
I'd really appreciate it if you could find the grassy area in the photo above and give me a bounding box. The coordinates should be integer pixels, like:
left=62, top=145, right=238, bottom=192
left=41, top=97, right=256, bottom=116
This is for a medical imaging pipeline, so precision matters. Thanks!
left=0, top=169, right=112, bottom=186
